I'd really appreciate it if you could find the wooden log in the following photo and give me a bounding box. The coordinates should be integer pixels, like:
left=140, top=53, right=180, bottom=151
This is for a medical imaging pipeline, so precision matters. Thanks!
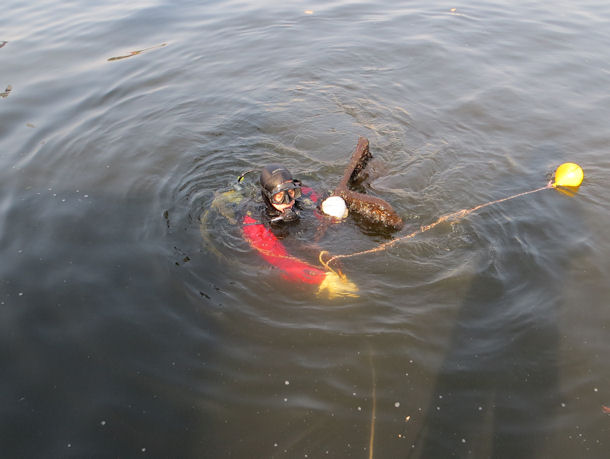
left=333, top=137, right=403, bottom=230
left=337, top=136, right=373, bottom=189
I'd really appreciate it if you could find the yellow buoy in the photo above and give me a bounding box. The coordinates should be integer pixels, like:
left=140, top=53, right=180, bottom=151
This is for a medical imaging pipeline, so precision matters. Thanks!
left=553, top=162, right=584, bottom=187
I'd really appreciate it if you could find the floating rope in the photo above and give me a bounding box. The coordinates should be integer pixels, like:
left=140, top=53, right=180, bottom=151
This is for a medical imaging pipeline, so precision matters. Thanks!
left=322, top=182, right=554, bottom=269
left=319, top=250, right=346, bottom=279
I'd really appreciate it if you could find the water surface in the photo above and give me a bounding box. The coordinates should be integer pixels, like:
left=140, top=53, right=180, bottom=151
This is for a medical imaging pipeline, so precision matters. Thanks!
left=1, top=0, right=610, bottom=457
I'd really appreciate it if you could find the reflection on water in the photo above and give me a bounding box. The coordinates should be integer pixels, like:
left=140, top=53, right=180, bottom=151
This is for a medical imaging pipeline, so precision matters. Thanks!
left=1, top=0, right=610, bottom=457
left=413, top=247, right=563, bottom=458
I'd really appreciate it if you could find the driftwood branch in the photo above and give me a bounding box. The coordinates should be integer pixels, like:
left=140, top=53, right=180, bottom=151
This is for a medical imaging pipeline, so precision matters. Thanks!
left=333, top=137, right=403, bottom=230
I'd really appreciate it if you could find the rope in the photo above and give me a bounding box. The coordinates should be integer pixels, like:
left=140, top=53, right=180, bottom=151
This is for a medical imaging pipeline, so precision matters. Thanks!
left=324, top=183, right=553, bottom=269
left=319, top=250, right=346, bottom=279
left=368, top=348, right=377, bottom=459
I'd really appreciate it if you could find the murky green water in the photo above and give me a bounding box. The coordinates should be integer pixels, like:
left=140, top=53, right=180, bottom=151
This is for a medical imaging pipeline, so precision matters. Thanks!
left=1, top=1, right=609, bottom=457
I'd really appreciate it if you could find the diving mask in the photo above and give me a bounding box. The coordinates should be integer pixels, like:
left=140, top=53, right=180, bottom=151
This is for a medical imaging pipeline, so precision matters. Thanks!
left=264, top=180, right=302, bottom=205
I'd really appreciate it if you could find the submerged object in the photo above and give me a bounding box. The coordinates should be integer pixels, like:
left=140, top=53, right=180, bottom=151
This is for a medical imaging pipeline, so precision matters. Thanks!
left=553, top=162, right=584, bottom=188
left=333, top=137, right=403, bottom=230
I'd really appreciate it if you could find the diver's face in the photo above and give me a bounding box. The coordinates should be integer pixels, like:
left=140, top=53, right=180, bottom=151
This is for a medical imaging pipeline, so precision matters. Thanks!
left=271, top=188, right=296, bottom=213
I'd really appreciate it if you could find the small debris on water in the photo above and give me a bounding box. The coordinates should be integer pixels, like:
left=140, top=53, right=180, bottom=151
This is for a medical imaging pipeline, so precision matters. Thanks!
left=0, top=85, right=12, bottom=98
left=394, top=402, right=400, bottom=408
left=107, top=43, right=167, bottom=62
left=304, top=10, right=314, bottom=15
left=449, top=7, right=467, bottom=17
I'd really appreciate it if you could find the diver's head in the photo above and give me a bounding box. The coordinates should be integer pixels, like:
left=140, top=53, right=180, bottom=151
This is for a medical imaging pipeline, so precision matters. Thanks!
left=260, top=164, right=302, bottom=222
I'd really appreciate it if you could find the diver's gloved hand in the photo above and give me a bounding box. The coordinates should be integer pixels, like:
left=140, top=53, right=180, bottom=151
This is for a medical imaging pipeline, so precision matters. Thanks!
left=317, top=271, right=359, bottom=299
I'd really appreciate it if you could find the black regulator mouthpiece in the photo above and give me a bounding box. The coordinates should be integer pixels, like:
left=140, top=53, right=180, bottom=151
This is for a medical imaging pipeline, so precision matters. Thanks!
left=269, top=206, right=300, bottom=224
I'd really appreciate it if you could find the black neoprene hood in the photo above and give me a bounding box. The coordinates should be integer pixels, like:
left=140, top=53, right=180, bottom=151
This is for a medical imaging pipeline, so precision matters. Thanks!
left=259, top=164, right=294, bottom=194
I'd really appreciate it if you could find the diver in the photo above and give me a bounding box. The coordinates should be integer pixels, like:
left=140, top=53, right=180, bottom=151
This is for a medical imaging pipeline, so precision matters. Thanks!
left=201, top=137, right=408, bottom=298
left=203, top=163, right=357, bottom=298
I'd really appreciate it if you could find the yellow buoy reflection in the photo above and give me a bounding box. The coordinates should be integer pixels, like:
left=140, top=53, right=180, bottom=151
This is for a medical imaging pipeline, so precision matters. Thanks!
left=553, top=162, right=584, bottom=188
